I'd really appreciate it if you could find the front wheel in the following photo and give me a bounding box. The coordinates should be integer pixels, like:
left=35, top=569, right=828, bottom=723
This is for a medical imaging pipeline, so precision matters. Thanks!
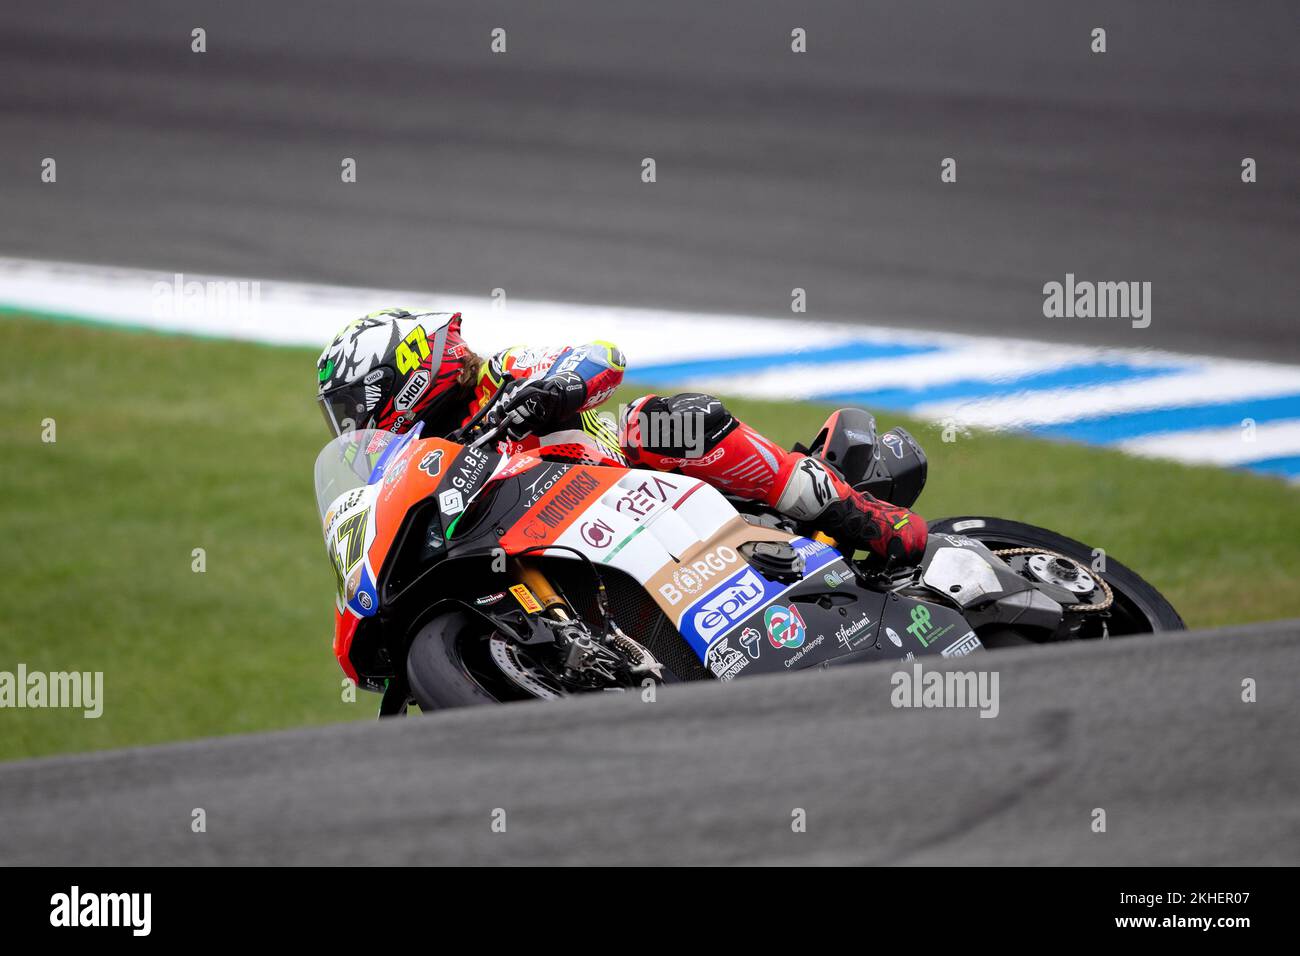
left=406, top=611, right=545, bottom=711
left=928, top=516, right=1184, bottom=635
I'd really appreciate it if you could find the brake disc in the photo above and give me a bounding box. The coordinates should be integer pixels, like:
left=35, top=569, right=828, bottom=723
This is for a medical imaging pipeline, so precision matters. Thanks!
left=489, top=637, right=564, bottom=700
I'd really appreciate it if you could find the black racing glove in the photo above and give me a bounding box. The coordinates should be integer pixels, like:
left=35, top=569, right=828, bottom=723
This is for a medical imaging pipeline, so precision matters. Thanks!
left=487, top=373, right=584, bottom=439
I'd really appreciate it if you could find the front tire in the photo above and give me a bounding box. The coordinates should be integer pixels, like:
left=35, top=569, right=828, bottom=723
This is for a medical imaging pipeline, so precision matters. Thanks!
left=406, top=611, right=520, bottom=711
left=928, top=516, right=1185, bottom=634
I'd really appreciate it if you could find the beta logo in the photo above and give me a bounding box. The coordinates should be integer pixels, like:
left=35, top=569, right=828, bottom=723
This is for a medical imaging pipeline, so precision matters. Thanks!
left=765, top=604, right=806, bottom=650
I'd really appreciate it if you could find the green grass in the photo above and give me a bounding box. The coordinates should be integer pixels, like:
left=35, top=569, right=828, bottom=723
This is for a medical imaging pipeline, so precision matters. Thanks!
left=1, top=314, right=1297, bottom=761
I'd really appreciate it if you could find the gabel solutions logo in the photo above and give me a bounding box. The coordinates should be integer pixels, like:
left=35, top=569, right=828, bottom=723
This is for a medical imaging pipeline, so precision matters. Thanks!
left=50, top=886, right=151, bottom=936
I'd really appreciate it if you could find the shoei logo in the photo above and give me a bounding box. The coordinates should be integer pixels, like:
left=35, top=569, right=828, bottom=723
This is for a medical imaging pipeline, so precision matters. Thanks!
left=692, top=568, right=767, bottom=642
left=394, top=368, right=431, bottom=411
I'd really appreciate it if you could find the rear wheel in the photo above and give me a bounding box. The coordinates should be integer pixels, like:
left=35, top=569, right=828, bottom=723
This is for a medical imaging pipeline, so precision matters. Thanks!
left=928, top=516, right=1184, bottom=635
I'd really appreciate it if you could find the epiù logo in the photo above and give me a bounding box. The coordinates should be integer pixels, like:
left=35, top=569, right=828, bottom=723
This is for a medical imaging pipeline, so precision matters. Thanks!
left=50, top=886, right=151, bottom=936
left=692, top=568, right=766, bottom=641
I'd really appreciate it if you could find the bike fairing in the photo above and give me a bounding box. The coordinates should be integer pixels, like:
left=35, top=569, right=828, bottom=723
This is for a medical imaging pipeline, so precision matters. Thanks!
left=318, top=425, right=955, bottom=689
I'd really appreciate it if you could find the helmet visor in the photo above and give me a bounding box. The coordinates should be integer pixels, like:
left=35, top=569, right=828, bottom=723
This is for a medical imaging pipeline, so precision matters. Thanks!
left=317, top=369, right=392, bottom=437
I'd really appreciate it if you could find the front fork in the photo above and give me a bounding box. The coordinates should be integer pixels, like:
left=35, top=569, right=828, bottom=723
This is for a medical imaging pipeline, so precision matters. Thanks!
left=378, top=675, right=412, bottom=718
left=379, top=561, right=582, bottom=719
left=515, top=559, right=571, bottom=620
left=513, top=557, right=663, bottom=684
left=515, top=559, right=606, bottom=672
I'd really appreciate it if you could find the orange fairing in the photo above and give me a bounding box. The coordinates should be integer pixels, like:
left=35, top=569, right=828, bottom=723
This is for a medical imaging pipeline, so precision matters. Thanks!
left=499, top=466, right=624, bottom=551
left=369, top=435, right=462, bottom=572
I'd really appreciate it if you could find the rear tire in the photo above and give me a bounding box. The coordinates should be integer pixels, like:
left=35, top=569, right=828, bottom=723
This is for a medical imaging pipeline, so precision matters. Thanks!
left=928, top=516, right=1185, bottom=634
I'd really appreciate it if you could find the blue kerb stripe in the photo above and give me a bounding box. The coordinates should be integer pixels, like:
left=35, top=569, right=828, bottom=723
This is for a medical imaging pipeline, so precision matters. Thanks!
left=1032, top=393, right=1300, bottom=444
left=819, top=362, right=1184, bottom=412
left=631, top=340, right=941, bottom=385
left=1238, top=455, right=1300, bottom=480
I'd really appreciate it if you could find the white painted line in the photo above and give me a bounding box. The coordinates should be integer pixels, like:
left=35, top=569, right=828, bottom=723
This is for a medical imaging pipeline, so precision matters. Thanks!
left=1118, top=420, right=1300, bottom=466
left=684, top=342, right=1179, bottom=400
left=0, top=256, right=922, bottom=362
left=4, top=255, right=1300, bottom=479
left=0, top=255, right=1235, bottom=376
left=921, top=366, right=1300, bottom=429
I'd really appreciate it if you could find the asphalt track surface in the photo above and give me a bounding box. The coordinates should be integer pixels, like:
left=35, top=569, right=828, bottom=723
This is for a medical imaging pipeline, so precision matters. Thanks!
left=0, top=1, right=1297, bottom=360
left=1, top=620, right=1296, bottom=865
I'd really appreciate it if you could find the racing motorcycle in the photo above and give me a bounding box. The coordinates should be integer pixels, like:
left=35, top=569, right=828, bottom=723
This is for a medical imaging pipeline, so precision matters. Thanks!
left=314, top=390, right=1184, bottom=714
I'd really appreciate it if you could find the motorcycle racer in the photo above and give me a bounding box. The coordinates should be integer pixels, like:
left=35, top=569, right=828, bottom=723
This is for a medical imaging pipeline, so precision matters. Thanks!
left=316, top=309, right=927, bottom=564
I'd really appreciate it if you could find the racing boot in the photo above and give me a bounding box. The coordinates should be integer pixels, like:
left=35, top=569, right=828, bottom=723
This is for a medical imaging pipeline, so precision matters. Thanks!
left=769, top=449, right=927, bottom=565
